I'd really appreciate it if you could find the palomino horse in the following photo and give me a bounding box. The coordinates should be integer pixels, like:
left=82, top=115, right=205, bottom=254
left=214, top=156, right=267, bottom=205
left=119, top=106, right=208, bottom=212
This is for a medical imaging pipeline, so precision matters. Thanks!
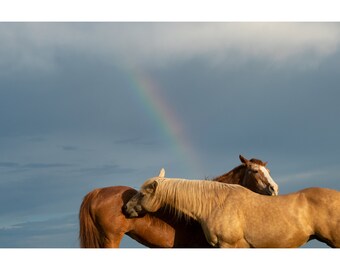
left=125, top=173, right=340, bottom=248
left=79, top=155, right=278, bottom=248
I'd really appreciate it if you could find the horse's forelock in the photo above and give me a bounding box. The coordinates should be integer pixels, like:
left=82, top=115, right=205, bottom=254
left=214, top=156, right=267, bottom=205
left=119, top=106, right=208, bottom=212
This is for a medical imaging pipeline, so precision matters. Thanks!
left=249, top=158, right=267, bottom=166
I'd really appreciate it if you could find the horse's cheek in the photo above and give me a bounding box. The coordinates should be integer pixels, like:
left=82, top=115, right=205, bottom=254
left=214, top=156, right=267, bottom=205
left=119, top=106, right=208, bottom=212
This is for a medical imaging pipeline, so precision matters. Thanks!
left=140, top=198, right=149, bottom=211
left=142, top=197, right=155, bottom=212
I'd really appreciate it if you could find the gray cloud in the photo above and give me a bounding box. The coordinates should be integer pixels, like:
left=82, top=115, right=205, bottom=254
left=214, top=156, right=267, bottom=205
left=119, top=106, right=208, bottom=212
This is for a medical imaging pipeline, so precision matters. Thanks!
left=76, top=164, right=136, bottom=176
left=23, top=163, right=74, bottom=169
left=114, top=136, right=158, bottom=146
left=0, top=162, right=20, bottom=168
left=60, top=145, right=79, bottom=151
left=0, top=214, right=78, bottom=247
left=1, top=23, right=340, bottom=74
left=0, top=161, right=74, bottom=172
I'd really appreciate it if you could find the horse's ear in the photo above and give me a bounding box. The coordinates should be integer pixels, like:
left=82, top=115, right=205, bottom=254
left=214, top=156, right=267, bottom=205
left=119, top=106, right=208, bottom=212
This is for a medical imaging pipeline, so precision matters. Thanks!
left=239, top=155, right=249, bottom=165
left=158, top=168, right=165, bottom=177
left=145, top=181, right=158, bottom=194
left=263, top=161, right=268, bottom=167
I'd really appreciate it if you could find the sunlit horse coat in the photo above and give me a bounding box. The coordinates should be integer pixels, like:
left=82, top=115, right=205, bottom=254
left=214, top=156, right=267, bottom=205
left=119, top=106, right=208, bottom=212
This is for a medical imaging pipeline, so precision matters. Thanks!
left=125, top=176, right=340, bottom=248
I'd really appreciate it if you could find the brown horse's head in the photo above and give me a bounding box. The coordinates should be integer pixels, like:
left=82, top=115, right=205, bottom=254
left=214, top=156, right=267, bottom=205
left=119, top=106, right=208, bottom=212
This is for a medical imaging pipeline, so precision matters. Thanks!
left=239, top=155, right=279, bottom=196
left=124, top=169, right=165, bottom=218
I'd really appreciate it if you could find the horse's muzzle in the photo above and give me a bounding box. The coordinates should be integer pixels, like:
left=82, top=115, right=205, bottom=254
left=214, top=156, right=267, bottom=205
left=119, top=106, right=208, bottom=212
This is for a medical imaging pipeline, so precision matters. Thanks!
left=122, top=204, right=135, bottom=217
left=267, top=185, right=278, bottom=196
left=123, top=203, right=144, bottom=218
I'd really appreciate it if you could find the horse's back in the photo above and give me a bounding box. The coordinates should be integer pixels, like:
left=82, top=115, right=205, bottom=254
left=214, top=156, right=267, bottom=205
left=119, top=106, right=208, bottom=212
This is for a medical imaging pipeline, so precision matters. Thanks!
left=300, top=187, right=340, bottom=213
left=80, top=185, right=138, bottom=247
left=85, top=186, right=137, bottom=222
left=300, top=186, right=339, bottom=196
left=89, top=185, right=137, bottom=208
left=300, top=187, right=340, bottom=247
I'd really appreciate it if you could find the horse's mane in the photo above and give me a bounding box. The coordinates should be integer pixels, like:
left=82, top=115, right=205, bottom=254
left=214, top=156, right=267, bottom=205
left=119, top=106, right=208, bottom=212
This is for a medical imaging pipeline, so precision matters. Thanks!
left=210, top=158, right=267, bottom=183
left=149, top=178, right=243, bottom=221
left=249, top=158, right=267, bottom=166
left=211, top=164, right=245, bottom=184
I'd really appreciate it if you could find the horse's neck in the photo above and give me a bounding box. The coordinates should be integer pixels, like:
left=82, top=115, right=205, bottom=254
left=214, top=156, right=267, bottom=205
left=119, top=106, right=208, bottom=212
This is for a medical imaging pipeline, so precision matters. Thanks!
left=213, top=165, right=245, bottom=185
left=159, top=180, right=227, bottom=221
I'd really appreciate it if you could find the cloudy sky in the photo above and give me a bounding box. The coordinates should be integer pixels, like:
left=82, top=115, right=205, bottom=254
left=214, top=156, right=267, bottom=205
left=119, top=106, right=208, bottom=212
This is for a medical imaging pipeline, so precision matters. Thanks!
left=1, top=23, right=340, bottom=248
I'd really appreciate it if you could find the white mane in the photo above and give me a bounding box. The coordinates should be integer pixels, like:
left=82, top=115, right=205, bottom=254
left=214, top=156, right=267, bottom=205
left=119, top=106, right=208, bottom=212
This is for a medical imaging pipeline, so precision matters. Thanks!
left=142, top=177, right=244, bottom=220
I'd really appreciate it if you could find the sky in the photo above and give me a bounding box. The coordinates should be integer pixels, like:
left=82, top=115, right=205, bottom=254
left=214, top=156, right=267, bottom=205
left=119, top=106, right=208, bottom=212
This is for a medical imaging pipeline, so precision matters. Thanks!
left=1, top=22, right=340, bottom=248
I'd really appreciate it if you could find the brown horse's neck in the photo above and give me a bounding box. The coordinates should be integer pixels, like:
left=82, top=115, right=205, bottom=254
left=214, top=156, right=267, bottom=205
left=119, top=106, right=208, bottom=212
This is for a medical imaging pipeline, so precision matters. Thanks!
left=212, top=165, right=246, bottom=185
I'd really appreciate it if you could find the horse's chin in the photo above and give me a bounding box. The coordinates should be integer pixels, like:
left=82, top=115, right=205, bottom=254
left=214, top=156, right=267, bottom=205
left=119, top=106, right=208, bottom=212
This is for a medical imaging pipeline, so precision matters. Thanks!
left=270, top=189, right=279, bottom=196
left=258, top=189, right=277, bottom=196
left=128, top=211, right=139, bottom=218
left=265, top=187, right=278, bottom=196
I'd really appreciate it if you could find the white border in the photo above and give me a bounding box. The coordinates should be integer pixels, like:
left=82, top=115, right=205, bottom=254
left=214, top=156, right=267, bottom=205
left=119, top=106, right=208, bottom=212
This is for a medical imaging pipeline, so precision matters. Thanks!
left=0, top=0, right=339, bottom=21
left=2, top=249, right=338, bottom=270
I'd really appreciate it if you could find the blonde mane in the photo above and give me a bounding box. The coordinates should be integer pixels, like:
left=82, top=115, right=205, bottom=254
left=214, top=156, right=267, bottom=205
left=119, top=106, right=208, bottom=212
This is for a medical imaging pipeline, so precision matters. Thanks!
left=143, top=178, right=244, bottom=221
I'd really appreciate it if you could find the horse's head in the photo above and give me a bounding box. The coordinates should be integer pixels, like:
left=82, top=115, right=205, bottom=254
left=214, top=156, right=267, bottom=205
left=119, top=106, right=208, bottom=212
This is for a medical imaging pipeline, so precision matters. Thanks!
left=239, top=155, right=279, bottom=196
left=124, top=168, right=165, bottom=218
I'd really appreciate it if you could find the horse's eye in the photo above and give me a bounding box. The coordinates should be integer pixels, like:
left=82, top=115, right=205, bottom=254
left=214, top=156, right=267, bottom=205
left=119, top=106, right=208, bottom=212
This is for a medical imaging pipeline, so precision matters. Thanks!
left=248, top=169, right=258, bottom=174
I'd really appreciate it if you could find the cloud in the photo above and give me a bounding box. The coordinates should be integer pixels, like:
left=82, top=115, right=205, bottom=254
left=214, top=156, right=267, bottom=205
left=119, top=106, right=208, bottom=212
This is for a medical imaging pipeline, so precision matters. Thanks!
left=114, top=136, right=157, bottom=146
left=60, top=145, right=79, bottom=151
left=0, top=161, right=19, bottom=168
left=1, top=23, right=340, bottom=74
left=77, top=164, right=136, bottom=176
left=0, top=214, right=78, bottom=247
left=122, top=23, right=340, bottom=69
left=23, top=163, right=74, bottom=169
left=0, top=161, right=74, bottom=172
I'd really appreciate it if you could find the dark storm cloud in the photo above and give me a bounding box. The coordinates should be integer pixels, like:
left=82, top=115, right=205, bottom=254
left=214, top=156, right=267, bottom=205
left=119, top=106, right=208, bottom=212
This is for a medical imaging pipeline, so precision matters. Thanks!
left=151, top=54, right=340, bottom=167
left=0, top=52, right=158, bottom=144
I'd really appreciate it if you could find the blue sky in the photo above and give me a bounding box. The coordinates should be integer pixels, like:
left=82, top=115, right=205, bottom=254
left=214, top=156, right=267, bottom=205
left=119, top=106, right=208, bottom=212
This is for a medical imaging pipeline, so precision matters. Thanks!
left=1, top=23, right=340, bottom=248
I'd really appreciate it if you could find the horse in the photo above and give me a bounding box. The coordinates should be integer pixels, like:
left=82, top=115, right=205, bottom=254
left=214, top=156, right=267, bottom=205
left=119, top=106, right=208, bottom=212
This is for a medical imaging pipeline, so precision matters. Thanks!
left=79, top=155, right=278, bottom=248
left=125, top=174, right=340, bottom=248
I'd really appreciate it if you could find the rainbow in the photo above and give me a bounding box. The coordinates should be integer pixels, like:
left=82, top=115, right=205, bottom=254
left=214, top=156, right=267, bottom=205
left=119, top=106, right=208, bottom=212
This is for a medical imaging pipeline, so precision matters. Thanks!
left=125, top=67, right=203, bottom=177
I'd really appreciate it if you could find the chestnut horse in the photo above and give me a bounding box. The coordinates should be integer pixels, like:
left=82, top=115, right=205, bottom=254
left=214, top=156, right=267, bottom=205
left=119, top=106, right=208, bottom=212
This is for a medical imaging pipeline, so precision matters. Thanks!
left=79, top=155, right=278, bottom=248
left=125, top=175, right=340, bottom=248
